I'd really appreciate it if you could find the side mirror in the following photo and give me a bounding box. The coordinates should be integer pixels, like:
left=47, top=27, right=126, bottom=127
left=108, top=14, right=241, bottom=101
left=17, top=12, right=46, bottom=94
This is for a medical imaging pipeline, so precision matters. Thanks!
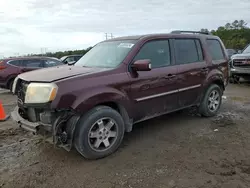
left=68, top=61, right=76, bottom=65
left=237, top=50, right=242, bottom=54
left=131, top=59, right=151, bottom=71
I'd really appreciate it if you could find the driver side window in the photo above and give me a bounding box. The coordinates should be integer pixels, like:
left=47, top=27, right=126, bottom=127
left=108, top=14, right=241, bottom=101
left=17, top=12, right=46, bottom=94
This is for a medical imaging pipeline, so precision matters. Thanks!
left=133, top=40, right=171, bottom=68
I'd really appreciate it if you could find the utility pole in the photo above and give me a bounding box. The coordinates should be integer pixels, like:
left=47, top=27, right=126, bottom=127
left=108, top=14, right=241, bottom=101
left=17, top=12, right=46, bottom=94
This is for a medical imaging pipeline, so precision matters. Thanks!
left=104, top=33, right=114, bottom=40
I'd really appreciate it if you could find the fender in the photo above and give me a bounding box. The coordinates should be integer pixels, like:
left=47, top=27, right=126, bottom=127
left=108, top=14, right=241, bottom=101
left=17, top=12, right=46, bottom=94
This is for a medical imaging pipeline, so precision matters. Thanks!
left=203, top=68, right=224, bottom=90
left=71, top=86, right=133, bottom=117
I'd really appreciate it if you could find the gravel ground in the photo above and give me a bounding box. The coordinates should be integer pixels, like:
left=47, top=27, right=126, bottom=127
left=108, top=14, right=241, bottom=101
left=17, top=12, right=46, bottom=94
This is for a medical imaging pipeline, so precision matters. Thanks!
left=1, top=83, right=250, bottom=188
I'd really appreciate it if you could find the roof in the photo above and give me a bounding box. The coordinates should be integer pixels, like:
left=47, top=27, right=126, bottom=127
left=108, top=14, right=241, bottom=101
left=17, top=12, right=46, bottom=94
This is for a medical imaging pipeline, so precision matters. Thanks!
left=105, top=31, right=217, bottom=42
left=2, top=56, right=59, bottom=61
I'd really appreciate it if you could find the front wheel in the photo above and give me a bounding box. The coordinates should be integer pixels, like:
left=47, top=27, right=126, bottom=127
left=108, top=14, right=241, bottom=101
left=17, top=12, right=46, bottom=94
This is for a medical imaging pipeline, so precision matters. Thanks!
left=74, top=106, right=125, bottom=159
left=199, top=84, right=222, bottom=117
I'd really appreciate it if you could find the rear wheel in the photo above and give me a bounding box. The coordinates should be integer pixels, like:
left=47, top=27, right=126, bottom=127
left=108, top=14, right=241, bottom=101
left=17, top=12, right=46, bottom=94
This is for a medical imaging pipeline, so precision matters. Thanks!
left=199, top=84, right=222, bottom=117
left=74, top=106, right=125, bottom=159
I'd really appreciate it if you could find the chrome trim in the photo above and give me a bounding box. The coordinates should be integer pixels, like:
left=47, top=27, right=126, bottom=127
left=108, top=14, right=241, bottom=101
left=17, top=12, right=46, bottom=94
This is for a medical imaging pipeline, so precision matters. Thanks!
left=136, top=89, right=179, bottom=102
left=179, top=84, right=201, bottom=92
left=135, top=84, right=201, bottom=102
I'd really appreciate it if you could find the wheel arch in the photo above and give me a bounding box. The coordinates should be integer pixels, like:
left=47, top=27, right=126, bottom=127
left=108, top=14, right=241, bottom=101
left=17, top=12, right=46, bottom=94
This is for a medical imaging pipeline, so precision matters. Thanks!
left=93, top=101, right=133, bottom=133
left=6, top=75, right=17, bottom=89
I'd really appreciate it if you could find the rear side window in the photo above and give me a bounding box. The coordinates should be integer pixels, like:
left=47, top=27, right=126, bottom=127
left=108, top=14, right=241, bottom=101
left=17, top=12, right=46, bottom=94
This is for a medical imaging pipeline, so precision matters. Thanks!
left=174, top=39, right=203, bottom=65
left=22, top=59, right=43, bottom=68
left=8, top=60, right=20, bottom=66
left=206, top=39, right=225, bottom=60
left=133, top=40, right=171, bottom=68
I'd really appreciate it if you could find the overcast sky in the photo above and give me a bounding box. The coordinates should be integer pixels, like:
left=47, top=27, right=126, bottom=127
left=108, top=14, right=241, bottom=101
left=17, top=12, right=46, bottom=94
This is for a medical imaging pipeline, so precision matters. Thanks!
left=1, top=0, right=250, bottom=57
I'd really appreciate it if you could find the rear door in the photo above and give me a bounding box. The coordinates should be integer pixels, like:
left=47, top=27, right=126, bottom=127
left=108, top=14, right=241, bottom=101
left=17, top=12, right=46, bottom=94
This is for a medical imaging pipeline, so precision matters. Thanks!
left=173, top=38, right=208, bottom=107
left=206, top=39, right=229, bottom=84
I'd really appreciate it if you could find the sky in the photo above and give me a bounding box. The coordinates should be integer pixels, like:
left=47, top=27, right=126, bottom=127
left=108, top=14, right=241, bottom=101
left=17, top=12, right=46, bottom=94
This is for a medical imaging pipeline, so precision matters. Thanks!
left=0, top=0, right=250, bottom=57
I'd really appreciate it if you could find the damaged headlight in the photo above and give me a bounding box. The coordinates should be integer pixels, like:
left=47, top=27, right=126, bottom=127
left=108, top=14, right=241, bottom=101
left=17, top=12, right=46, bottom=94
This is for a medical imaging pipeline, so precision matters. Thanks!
left=25, top=83, right=58, bottom=104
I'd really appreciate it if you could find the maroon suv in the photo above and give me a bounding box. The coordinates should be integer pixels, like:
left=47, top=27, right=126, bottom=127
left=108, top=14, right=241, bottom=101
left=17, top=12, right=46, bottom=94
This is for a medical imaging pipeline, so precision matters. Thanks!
left=0, top=56, right=63, bottom=90
left=11, top=31, right=229, bottom=159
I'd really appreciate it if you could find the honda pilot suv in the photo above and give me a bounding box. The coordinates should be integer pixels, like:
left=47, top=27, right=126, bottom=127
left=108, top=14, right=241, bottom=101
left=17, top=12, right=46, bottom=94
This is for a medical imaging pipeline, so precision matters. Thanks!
left=11, top=31, right=229, bottom=159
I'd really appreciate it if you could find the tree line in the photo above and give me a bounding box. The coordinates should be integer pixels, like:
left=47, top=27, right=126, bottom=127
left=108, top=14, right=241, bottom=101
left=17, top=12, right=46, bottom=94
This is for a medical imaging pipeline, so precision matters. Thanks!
left=25, top=47, right=93, bottom=59
left=201, top=20, right=250, bottom=50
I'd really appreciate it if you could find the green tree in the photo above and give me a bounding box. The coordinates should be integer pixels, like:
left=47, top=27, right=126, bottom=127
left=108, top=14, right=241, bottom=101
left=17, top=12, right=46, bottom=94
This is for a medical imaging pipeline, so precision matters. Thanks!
left=209, top=20, right=250, bottom=50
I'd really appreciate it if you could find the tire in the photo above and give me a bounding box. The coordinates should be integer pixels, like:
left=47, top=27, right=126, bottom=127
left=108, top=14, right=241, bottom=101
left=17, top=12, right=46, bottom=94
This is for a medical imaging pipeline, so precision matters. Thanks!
left=74, top=106, right=125, bottom=159
left=229, top=77, right=234, bottom=84
left=233, top=76, right=240, bottom=83
left=8, top=79, right=14, bottom=91
left=199, top=84, right=222, bottom=117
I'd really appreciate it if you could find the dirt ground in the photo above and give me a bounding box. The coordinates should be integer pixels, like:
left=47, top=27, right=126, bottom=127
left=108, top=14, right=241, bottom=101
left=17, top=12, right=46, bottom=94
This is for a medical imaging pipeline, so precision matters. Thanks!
left=1, top=83, right=250, bottom=188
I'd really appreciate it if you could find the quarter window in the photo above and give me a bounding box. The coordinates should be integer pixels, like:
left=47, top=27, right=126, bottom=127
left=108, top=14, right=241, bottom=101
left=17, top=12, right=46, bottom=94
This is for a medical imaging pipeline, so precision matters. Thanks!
left=207, top=39, right=225, bottom=60
left=8, top=60, right=20, bottom=66
left=133, top=40, right=171, bottom=68
left=174, top=39, right=203, bottom=64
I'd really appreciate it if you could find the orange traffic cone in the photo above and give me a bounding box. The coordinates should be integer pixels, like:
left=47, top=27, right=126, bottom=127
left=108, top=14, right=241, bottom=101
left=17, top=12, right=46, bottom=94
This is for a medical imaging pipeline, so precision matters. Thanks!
left=0, top=101, right=10, bottom=121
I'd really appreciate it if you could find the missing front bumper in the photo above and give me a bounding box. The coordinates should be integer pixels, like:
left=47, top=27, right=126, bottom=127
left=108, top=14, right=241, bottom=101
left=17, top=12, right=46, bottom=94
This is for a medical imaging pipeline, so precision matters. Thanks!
left=11, top=106, right=80, bottom=152
left=11, top=106, right=52, bottom=133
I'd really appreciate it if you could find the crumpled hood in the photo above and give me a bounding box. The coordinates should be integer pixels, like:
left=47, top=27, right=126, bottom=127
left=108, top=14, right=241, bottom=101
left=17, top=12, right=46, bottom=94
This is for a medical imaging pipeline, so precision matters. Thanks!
left=18, top=65, right=110, bottom=82
left=231, top=53, right=250, bottom=60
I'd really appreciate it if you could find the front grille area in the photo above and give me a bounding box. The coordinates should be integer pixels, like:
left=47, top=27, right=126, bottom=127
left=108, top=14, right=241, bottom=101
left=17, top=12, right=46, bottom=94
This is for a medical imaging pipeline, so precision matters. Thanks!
left=233, top=59, right=250, bottom=68
left=17, top=79, right=29, bottom=107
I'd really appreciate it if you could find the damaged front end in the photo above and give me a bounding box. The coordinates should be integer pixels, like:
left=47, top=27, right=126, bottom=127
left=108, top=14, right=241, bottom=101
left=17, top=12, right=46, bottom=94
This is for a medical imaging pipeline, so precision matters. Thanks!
left=11, top=78, right=80, bottom=152
left=11, top=105, right=80, bottom=151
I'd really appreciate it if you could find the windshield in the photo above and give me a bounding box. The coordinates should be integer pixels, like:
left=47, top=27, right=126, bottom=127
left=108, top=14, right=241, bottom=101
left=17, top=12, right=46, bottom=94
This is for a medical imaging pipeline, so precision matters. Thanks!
left=227, top=49, right=236, bottom=55
left=60, top=56, right=67, bottom=61
left=242, top=45, right=250, bottom=54
left=75, top=40, right=136, bottom=68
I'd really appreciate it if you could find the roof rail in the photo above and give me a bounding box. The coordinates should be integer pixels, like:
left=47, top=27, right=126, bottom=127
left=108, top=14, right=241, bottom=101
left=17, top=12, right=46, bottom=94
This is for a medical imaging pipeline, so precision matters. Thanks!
left=171, top=30, right=212, bottom=35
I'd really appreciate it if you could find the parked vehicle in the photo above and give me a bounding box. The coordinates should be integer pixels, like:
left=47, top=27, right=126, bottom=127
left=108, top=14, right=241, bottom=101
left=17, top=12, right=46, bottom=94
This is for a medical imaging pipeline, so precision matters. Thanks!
left=226, top=48, right=237, bottom=58
left=0, top=56, right=63, bottom=90
left=229, top=44, right=250, bottom=83
left=11, top=31, right=229, bottom=159
left=60, top=55, right=83, bottom=64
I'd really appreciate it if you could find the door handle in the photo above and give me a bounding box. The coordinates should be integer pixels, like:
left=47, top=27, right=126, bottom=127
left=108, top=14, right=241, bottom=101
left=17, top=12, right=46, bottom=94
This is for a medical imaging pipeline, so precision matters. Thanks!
left=164, top=74, right=176, bottom=79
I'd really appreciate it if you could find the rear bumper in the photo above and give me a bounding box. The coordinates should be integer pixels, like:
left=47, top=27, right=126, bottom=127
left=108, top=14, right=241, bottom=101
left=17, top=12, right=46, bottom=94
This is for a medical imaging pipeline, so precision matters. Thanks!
left=11, top=106, right=52, bottom=133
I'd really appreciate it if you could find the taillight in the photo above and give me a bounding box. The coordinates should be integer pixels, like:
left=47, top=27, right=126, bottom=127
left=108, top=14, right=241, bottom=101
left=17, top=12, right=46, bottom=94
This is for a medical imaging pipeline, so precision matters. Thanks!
left=0, top=61, right=6, bottom=70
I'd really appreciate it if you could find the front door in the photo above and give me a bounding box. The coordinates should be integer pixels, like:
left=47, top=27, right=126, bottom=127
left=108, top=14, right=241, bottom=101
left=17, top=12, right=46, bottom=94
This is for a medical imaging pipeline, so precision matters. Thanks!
left=173, top=38, right=208, bottom=107
left=20, top=59, right=44, bottom=73
left=128, top=39, right=179, bottom=122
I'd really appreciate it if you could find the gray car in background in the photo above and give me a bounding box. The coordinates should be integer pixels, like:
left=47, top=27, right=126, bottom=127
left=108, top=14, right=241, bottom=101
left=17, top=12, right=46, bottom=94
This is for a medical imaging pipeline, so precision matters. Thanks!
left=60, top=55, right=83, bottom=64
left=226, top=49, right=237, bottom=58
left=229, top=44, right=250, bottom=83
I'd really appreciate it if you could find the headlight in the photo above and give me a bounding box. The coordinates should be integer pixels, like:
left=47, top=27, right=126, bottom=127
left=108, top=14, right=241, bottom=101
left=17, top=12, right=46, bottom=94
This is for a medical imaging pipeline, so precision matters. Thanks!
left=25, top=83, right=58, bottom=104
